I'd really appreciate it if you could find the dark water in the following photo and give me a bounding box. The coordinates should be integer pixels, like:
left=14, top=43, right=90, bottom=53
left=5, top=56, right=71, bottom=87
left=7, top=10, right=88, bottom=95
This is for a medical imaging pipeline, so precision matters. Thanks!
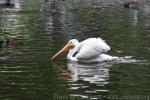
left=0, top=0, right=150, bottom=100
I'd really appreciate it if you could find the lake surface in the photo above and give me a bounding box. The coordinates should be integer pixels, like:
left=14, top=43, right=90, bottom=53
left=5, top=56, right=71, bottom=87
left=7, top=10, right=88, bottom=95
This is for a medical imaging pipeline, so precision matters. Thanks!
left=0, top=0, right=150, bottom=100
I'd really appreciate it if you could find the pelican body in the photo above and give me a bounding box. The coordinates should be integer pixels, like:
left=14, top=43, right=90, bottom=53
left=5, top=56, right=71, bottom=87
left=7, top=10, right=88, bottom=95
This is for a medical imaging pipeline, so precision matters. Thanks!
left=51, top=38, right=118, bottom=63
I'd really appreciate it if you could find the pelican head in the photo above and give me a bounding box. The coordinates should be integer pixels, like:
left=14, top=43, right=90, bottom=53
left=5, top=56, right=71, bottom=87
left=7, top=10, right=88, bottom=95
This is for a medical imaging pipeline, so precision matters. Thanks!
left=51, top=39, right=79, bottom=60
left=68, top=39, right=79, bottom=46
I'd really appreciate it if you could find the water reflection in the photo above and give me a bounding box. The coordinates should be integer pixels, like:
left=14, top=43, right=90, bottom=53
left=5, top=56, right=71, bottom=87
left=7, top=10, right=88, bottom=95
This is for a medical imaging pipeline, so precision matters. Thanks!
left=52, top=57, right=148, bottom=99
left=67, top=62, right=111, bottom=85
left=0, top=0, right=22, bottom=48
left=14, top=0, right=21, bottom=10
left=127, top=9, right=139, bottom=26
left=0, top=0, right=150, bottom=99
left=53, top=62, right=112, bottom=99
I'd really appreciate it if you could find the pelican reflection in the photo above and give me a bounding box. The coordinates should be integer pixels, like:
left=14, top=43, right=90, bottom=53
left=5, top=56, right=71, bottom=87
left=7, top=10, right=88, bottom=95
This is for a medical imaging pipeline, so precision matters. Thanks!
left=67, top=62, right=112, bottom=86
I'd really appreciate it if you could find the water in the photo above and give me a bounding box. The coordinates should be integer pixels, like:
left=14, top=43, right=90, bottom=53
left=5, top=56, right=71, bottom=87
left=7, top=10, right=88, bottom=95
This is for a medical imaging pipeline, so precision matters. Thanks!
left=0, top=0, right=150, bottom=100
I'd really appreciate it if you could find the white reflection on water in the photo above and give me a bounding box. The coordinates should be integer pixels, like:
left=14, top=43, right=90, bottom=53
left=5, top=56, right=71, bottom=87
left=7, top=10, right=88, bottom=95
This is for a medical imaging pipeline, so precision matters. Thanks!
left=66, top=62, right=112, bottom=99
left=67, top=62, right=112, bottom=86
left=129, top=9, right=139, bottom=27
left=14, top=0, right=21, bottom=10
left=66, top=57, right=146, bottom=84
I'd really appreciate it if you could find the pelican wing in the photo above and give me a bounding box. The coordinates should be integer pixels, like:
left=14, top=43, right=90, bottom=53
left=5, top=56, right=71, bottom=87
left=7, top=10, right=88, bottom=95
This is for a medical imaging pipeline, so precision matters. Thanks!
left=76, top=38, right=110, bottom=60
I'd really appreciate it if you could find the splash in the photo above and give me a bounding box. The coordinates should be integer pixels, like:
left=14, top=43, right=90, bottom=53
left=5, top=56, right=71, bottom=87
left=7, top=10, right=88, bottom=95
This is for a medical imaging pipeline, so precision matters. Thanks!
left=113, top=56, right=147, bottom=65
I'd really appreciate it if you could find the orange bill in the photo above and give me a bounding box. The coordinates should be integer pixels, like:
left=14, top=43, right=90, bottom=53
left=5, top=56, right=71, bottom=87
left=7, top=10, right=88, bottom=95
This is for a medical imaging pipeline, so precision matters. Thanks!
left=51, top=43, right=74, bottom=60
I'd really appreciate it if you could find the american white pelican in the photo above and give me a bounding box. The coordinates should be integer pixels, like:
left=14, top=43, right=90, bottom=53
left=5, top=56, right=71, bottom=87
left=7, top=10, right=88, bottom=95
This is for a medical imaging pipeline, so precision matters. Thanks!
left=51, top=38, right=118, bottom=63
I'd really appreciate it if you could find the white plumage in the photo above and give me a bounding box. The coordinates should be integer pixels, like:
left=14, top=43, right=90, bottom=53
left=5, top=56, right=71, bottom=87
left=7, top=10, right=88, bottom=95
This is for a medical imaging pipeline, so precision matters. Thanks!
left=51, top=38, right=118, bottom=63
left=75, top=38, right=110, bottom=60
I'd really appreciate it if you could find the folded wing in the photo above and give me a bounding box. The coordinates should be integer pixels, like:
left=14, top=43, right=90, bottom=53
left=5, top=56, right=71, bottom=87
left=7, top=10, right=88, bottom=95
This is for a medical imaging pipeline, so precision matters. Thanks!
left=76, top=38, right=110, bottom=60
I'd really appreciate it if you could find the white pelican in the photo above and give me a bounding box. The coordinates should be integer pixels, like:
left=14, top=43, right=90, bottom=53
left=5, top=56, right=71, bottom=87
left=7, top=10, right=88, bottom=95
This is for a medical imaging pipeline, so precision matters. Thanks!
left=51, top=38, right=118, bottom=63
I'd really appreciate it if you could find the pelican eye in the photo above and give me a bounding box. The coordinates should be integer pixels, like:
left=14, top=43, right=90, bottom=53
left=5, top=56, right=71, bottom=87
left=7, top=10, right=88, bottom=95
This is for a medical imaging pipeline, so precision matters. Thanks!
left=69, top=41, right=73, bottom=44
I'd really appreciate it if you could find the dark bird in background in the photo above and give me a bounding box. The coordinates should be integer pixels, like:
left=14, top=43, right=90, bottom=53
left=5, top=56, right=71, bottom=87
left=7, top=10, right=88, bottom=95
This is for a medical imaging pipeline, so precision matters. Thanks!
left=0, top=35, right=23, bottom=48
left=124, top=1, right=139, bottom=10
